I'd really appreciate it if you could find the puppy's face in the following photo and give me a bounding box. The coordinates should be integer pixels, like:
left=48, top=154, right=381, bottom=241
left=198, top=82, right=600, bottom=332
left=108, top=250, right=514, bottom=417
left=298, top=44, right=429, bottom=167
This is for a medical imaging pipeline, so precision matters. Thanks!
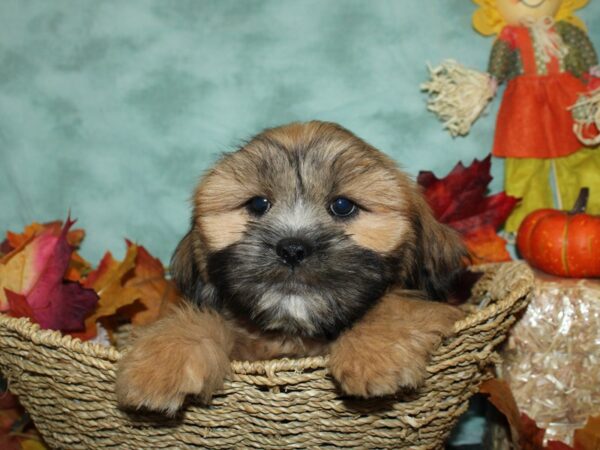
left=172, top=122, right=465, bottom=338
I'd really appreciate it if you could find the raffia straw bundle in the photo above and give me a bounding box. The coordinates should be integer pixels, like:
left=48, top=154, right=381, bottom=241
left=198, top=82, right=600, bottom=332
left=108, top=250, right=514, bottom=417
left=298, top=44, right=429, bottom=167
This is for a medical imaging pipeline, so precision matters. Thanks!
left=570, top=87, right=600, bottom=146
left=0, top=262, right=532, bottom=449
left=500, top=274, right=600, bottom=445
left=422, top=60, right=495, bottom=137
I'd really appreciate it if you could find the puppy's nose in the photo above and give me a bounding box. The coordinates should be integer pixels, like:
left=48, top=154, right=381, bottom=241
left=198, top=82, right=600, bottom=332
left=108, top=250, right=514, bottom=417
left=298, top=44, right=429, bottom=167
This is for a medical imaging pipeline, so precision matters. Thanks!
left=276, top=238, right=313, bottom=267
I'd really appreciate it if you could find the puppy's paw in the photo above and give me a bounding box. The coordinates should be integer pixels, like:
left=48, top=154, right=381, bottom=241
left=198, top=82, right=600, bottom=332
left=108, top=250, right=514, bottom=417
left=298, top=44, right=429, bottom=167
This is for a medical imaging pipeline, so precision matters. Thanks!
left=329, top=336, right=428, bottom=398
left=329, top=302, right=464, bottom=398
left=116, top=333, right=230, bottom=415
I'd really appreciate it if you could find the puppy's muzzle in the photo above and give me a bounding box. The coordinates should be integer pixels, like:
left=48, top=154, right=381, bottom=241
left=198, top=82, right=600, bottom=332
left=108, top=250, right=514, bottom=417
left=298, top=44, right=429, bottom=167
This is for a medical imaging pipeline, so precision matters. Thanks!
left=276, top=238, right=314, bottom=267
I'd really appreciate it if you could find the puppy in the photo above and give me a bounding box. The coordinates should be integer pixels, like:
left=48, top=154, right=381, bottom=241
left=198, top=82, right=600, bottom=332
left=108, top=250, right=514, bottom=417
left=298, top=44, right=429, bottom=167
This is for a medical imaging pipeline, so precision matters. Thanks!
left=116, top=121, right=466, bottom=415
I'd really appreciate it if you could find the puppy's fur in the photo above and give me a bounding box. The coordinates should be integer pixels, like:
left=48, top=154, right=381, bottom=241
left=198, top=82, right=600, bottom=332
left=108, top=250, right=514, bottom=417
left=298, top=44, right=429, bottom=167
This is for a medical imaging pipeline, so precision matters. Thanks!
left=116, top=121, right=466, bottom=415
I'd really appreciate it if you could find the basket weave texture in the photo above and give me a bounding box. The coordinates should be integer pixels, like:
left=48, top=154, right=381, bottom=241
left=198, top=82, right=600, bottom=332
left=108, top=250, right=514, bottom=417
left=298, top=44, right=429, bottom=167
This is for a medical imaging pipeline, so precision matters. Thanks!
left=0, top=262, right=533, bottom=449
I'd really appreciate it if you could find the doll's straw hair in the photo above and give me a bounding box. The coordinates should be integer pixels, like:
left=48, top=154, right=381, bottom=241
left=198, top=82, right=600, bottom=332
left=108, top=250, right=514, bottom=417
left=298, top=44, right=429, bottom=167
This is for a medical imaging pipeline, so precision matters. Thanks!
left=471, top=0, right=588, bottom=36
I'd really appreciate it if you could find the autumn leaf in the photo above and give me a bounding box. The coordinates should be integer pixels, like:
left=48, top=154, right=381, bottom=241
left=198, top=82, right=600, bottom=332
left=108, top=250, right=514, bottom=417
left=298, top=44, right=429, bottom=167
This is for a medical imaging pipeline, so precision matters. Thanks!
left=71, top=241, right=180, bottom=341
left=520, top=413, right=549, bottom=450
left=574, top=416, right=600, bottom=450
left=418, top=156, right=492, bottom=223
left=4, top=221, right=85, bottom=250
left=71, top=244, right=140, bottom=340
left=0, top=221, right=179, bottom=445
left=1, top=221, right=91, bottom=281
left=463, top=226, right=512, bottom=265
left=418, top=155, right=518, bottom=263
left=448, top=192, right=519, bottom=234
left=480, top=378, right=578, bottom=450
left=0, top=219, right=177, bottom=337
left=0, top=432, right=22, bottom=450
left=0, top=239, right=11, bottom=257
left=20, top=440, right=48, bottom=450
left=0, top=406, right=20, bottom=436
left=4, top=291, right=36, bottom=320
left=119, top=241, right=179, bottom=326
left=0, top=389, right=48, bottom=450
left=480, top=378, right=522, bottom=444
left=520, top=413, right=576, bottom=450
left=0, top=220, right=98, bottom=332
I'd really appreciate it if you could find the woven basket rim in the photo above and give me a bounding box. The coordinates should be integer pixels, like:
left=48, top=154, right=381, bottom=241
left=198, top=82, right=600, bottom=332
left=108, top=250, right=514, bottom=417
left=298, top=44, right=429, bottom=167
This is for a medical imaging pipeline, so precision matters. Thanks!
left=0, top=261, right=533, bottom=374
left=453, top=261, right=533, bottom=331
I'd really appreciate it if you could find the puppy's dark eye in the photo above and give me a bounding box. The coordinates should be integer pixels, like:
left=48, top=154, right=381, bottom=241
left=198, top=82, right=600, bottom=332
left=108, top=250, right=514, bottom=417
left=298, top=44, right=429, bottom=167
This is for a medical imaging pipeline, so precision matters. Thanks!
left=330, top=197, right=357, bottom=218
left=247, top=196, right=271, bottom=216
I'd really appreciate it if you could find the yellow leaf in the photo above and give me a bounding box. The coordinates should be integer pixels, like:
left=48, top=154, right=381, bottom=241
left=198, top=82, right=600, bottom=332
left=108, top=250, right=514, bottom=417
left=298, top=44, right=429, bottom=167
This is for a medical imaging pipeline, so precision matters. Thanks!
left=71, top=244, right=139, bottom=340
left=20, top=439, right=48, bottom=450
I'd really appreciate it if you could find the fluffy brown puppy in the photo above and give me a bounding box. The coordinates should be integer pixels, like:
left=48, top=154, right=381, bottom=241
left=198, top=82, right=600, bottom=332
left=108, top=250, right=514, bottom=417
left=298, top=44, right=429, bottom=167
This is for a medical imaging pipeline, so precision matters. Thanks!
left=116, top=121, right=466, bottom=415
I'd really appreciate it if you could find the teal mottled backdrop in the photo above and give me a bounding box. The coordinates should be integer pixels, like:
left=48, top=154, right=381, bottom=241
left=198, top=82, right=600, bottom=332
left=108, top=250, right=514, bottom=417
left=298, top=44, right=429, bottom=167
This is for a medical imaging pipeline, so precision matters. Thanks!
left=1, top=0, right=599, bottom=263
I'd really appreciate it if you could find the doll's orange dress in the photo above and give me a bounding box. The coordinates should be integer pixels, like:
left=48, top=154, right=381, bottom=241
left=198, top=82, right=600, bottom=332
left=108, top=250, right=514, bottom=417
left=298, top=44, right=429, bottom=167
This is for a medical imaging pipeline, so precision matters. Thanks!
left=492, top=25, right=586, bottom=159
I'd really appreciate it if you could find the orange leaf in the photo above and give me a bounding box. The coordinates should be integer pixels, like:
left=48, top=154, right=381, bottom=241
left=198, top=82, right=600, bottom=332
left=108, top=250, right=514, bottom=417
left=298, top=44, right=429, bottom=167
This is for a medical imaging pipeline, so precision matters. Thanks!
left=574, top=416, right=600, bottom=450
left=463, top=225, right=512, bottom=264
left=65, top=251, right=92, bottom=282
left=4, top=291, right=35, bottom=320
left=481, top=379, right=577, bottom=450
left=120, top=242, right=179, bottom=326
left=72, top=245, right=140, bottom=340
left=6, top=221, right=85, bottom=250
left=480, top=378, right=522, bottom=444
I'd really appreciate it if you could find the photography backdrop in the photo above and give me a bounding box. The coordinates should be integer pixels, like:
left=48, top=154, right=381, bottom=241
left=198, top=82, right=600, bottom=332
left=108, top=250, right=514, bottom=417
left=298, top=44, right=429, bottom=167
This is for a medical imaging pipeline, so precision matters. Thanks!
left=1, top=0, right=600, bottom=263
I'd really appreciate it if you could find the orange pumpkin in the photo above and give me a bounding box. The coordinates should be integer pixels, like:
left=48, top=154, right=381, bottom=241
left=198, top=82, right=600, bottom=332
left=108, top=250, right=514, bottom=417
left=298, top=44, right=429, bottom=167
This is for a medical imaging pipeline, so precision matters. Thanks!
left=517, top=188, right=600, bottom=278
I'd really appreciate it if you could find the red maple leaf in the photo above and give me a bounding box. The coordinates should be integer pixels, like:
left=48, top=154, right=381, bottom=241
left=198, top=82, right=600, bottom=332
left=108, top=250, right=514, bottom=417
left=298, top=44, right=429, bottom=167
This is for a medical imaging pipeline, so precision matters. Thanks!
left=418, top=155, right=519, bottom=263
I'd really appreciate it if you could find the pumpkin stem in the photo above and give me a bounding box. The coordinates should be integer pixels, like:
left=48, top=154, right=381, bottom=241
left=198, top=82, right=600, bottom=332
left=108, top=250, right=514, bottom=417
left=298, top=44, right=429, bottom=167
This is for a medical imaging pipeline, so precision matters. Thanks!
left=570, top=187, right=589, bottom=214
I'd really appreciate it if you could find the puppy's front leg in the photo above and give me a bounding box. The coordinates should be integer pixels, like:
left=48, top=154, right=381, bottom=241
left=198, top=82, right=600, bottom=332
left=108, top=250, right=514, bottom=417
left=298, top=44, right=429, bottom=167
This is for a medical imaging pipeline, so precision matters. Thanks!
left=329, top=290, right=464, bottom=398
left=116, top=304, right=234, bottom=415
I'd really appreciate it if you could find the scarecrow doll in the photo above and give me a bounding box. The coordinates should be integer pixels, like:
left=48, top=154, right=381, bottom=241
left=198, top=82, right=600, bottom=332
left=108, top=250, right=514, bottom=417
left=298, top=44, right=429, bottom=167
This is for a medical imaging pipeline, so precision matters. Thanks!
left=423, top=0, right=600, bottom=232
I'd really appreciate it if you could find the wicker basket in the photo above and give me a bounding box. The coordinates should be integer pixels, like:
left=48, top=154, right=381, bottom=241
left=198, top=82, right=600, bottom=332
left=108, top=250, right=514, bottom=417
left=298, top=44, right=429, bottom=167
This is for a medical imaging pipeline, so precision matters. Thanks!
left=0, top=262, right=533, bottom=449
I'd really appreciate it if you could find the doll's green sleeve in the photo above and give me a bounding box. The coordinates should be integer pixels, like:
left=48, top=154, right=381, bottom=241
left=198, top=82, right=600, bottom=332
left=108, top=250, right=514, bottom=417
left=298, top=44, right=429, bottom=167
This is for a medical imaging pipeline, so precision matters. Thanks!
left=557, top=21, right=598, bottom=78
left=487, top=39, right=518, bottom=84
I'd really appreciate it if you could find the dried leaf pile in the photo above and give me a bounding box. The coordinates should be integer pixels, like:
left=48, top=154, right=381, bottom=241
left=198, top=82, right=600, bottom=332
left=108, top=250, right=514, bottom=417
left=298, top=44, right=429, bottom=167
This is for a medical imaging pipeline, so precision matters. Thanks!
left=0, top=386, right=45, bottom=450
left=0, top=219, right=180, bottom=449
left=0, top=219, right=179, bottom=341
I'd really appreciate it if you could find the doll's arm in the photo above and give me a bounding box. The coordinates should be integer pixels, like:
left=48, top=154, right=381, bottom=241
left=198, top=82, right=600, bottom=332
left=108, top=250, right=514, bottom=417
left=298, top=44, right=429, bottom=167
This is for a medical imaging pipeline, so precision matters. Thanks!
left=422, top=60, right=497, bottom=136
left=557, top=21, right=598, bottom=77
left=488, top=37, right=517, bottom=85
left=422, top=30, right=513, bottom=136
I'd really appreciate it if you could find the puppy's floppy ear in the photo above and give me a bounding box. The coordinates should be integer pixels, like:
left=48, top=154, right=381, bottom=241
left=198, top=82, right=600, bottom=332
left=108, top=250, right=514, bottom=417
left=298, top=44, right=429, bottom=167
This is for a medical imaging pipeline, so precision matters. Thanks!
left=170, top=230, right=203, bottom=302
left=411, top=199, right=468, bottom=300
